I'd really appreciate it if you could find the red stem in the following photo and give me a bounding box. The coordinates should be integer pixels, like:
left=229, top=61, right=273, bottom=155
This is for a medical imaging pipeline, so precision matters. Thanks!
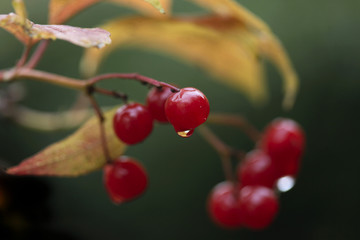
left=25, top=40, right=50, bottom=69
left=87, top=94, right=112, bottom=164
left=197, top=125, right=234, bottom=182
left=88, top=73, right=180, bottom=92
left=93, top=87, right=128, bottom=102
left=16, top=45, right=32, bottom=68
left=14, top=68, right=86, bottom=90
left=207, top=113, right=261, bottom=142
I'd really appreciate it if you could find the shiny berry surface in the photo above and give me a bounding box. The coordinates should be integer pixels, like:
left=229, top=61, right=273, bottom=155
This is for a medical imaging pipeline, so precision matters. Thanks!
left=104, top=156, right=148, bottom=204
left=238, top=149, right=278, bottom=188
left=239, top=186, right=279, bottom=230
left=261, top=118, right=305, bottom=176
left=208, top=182, right=243, bottom=228
left=146, top=86, right=173, bottom=123
left=113, top=103, right=154, bottom=145
left=165, top=87, right=209, bottom=136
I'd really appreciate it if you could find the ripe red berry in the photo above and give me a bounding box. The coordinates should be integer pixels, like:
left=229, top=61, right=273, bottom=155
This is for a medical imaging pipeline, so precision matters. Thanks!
left=238, top=149, right=278, bottom=188
left=103, top=156, right=148, bottom=204
left=207, top=182, right=243, bottom=228
left=113, top=103, right=154, bottom=145
left=260, top=118, right=305, bottom=176
left=146, top=86, right=173, bottom=123
left=165, top=87, right=210, bottom=137
left=239, top=186, right=279, bottom=230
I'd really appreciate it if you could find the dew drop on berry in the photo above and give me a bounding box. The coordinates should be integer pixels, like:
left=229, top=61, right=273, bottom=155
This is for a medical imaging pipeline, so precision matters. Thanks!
left=176, top=129, right=194, bottom=138
left=276, top=175, right=295, bottom=192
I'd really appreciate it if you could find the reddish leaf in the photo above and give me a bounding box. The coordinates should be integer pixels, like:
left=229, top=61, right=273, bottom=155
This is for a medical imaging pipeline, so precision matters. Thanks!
left=7, top=107, right=127, bottom=177
left=0, top=13, right=111, bottom=48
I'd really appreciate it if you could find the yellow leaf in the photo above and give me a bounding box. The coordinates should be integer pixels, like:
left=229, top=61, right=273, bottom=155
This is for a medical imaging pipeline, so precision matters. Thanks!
left=80, top=16, right=266, bottom=103
left=189, top=0, right=298, bottom=108
left=7, top=106, right=127, bottom=177
left=12, top=0, right=28, bottom=26
left=144, top=0, right=167, bottom=14
left=189, top=0, right=270, bottom=32
left=109, top=0, right=170, bottom=16
left=49, top=0, right=171, bottom=24
left=0, top=13, right=32, bottom=44
left=49, top=0, right=99, bottom=25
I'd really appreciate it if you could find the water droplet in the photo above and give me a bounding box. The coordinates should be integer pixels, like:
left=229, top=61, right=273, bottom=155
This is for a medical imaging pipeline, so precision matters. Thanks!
left=177, top=129, right=194, bottom=138
left=276, top=175, right=295, bottom=192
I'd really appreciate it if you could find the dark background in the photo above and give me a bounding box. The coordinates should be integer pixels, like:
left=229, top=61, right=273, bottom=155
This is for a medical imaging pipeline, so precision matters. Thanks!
left=1, top=0, right=360, bottom=239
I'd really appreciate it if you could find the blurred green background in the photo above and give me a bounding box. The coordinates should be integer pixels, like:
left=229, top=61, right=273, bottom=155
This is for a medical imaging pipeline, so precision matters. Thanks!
left=1, top=0, right=360, bottom=239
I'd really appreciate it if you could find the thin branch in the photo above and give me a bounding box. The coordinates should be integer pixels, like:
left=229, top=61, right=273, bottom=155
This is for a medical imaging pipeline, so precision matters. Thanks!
left=4, top=69, right=180, bottom=96
left=93, top=87, right=128, bottom=102
left=88, top=73, right=180, bottom=92
left=87, top=94, right=112, bottom=164
left=16, top=45, right=32, bottom=68
left=25, top=40, right=50, bottom=69
left=14, top=68, right=86, bottom=90
left=207, top=113, right=261, bottom=142
left=197, top=125, right=244, bottom=182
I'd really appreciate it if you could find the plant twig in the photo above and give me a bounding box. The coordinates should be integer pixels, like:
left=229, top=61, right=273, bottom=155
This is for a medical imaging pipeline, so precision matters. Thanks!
left=16, top=45, right=32, bottom=68
left=88, top=73, right=180, bottom=92
left=13, top=68, right=86, bottom=89
left=87, top=94, right=112, bottom=164
left=25, top=40, right=50, bottom=69
left=207, top=113, right=261, bottom=142
left=93, top=87, right=128, bottom=103
left=197, top=125, right=244, bottom=182
left=2, top=68, right=180, bottom=97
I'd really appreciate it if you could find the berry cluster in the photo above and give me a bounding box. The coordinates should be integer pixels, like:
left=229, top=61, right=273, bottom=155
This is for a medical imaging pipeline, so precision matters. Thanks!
left=113, top=86, right=210, bottom=144
left=208, top=118, right=305, bottom=229
left=105, top=86, right=210, bottom=204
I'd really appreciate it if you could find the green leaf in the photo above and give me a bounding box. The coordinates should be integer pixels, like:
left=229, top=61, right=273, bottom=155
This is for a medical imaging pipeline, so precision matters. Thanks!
left=7, top=106, right=127, bottom=177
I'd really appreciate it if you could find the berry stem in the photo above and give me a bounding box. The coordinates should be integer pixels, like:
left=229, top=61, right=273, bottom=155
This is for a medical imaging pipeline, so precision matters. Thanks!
left=88, top=73, right=180, bottom=92
left=87, top=94, right=112, bottom=164
left=25, top=40, right=50, bottom=69
left=197, top=125, right=243, bottom=182
left=207, top=113, right=261, bottom=142
left=16, top=45, right=32, bottom=68
left=93, top=87, right=128, bottom=103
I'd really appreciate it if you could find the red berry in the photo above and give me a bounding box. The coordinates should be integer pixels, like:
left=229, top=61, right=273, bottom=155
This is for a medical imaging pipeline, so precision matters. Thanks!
left=146, top=86, right=173, bottom=123
left=260, top=118, right=305, bottom=176
left=113, top=103, right=154, bottom=145
left=165, top=87, right=209, bottom=137
left=104, top=156, right=148, bottom=204
left=239, top=186, right=279, bottom=230
left=207, top=182, right=243, bottom=228
left=238, top=150, right=278, bottom=188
